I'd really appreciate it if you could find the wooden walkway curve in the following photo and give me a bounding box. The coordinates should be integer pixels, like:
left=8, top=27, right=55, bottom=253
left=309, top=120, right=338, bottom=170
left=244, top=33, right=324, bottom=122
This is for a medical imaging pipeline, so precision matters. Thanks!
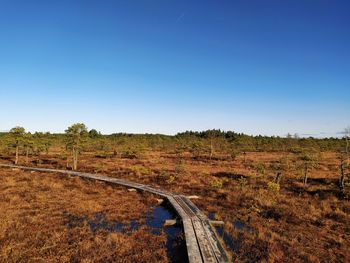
left=0, top=164, right=231, bottom=263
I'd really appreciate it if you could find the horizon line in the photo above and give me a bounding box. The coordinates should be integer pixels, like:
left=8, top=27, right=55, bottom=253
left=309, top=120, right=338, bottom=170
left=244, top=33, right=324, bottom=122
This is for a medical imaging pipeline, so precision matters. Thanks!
left=0, top=128, right=345, bottom=139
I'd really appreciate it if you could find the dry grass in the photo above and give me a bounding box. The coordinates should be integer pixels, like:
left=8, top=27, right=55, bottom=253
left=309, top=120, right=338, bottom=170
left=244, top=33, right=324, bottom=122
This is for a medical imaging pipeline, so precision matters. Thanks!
left=1, top=150, right=350, bottom=262
left=0, top=169, right=168, bottom=263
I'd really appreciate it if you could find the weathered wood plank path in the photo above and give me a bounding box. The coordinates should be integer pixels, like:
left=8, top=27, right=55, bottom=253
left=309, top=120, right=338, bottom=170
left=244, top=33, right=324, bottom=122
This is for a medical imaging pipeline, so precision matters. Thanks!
left=0, top=164, right=230, bottom=263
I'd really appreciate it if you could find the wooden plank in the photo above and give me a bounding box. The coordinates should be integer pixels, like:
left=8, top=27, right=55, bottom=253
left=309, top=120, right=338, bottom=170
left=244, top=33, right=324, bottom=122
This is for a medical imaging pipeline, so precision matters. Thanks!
left=182, top=218, right=204, bottom=263
left=192, top=218, right=217, bottom=263
left=141, top=185, right=172, bottom=198
left=164, top=219, right=177, bottom=226
left=180, top=196, right=230, bottom=263
left=167, top=196, right=189, bottom=220
left=201, top=219, right=231, bottom=263
left=174, top=196, right=223, bottom=263
left=166, top=196, right=203, bottom=263
left=180, top=196, right=206, bottom=219
left=173, top=196, right=197, bottom=219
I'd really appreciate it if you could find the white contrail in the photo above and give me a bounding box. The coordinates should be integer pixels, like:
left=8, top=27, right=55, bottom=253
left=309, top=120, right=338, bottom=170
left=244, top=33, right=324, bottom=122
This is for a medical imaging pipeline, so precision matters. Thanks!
left=175, top=12, right=185, bottom=23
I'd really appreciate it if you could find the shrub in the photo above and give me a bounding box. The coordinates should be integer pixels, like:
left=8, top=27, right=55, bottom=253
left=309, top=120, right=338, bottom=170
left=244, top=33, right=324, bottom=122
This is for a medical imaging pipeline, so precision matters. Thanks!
left=131, top=166, right=152, bottom=177
left=290, top=147, right=302, bottom=154
left=166, top=175, right=175, bottom=184
left=271, top=156, right=291, bottom=172
left=174, top=161, right=185, bottom=174
left=229, top=149, right=240, bottom=161
left=254, top=163, right=266, bottom=175
left=343, top=181, right=350, bottom=199
left=238, top=176, right=248, bottom=190
left=158, top=171, right=175, bottom=184
left=267, top=181, right=280, bottom=192
left=210, top=178, right=223, bottom=189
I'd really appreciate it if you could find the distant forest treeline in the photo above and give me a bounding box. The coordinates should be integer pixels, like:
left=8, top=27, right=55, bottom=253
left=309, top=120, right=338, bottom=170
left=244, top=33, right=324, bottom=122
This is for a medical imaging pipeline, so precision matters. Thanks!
left=0, top=129, right=346, bottom=155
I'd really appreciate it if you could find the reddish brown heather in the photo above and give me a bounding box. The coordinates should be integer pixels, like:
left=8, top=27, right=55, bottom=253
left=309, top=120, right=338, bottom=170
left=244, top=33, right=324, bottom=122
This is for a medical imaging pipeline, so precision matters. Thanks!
left=0, top=169, right=168, bottom=263
left=1, top=150, right=350, bottom=262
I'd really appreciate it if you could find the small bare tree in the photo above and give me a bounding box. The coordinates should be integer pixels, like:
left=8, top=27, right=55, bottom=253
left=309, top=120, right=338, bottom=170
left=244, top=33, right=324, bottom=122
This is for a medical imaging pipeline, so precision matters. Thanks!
left=271, top=156, right=290, bottom=185
left=339, top=127, right=350, bottom=188
left=344, top=127, right=350, bottom=164
left=298, top=152, right=317, bottom=185
left=65, top=123, right=88, bottom=171
left=23, top=132, right=34, bottom=164
left=339, top=153, right=347, bottom=188
left=9, top=127, right=26, bottom=164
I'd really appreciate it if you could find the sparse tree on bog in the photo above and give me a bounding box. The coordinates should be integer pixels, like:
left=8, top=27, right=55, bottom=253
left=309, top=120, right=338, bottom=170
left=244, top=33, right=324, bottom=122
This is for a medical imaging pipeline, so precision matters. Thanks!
left=33, top=132, right=52, bottom=156
left=65, top=123, right=88, bottom=170
left=229, top=146, right=240, bottom=162
left=339, top=127, right=350, bottom=188
left=344, top=127, right=350, bottom=164
left=9, top=126, right=26, bottom=164
left=88, top=129, right=100, bottom=139
left=339, top=153, right=347, bottom=188
left=23, top=132, right=34, bottom=164
left=190, top=141, right=204, bottom=159
left=207, top=130, right=216, bottom=160
left=298, top=152, right=317, bottom=185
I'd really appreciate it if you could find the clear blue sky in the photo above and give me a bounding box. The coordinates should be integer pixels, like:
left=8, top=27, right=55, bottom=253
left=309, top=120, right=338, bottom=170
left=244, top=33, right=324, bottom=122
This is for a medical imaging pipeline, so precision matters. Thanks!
left=0, top=0, right=349, bottom=137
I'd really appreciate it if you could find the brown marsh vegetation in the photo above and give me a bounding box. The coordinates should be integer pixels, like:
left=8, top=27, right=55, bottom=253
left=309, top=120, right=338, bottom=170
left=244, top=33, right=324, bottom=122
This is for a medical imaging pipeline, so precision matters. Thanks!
left=0, top=128, right=349, bottom=262
left=0, top=168, right=170, bottom=263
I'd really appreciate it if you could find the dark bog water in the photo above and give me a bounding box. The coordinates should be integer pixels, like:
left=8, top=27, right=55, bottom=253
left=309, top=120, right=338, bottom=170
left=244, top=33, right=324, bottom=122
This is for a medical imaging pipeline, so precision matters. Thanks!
left=146, top=203, right=188, bottom=263
left=208, top=212, right=257, bottom=254
left=90, top=212, right=125, bottom=232
left=64, top=201, right=188, bottom=263
left=215, top=226, right=242, bottom=253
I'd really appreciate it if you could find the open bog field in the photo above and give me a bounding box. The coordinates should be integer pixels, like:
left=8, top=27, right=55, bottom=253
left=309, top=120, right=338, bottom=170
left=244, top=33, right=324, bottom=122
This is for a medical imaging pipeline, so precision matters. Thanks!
left=0, top=168, right=176, bottom=263
left=1, top=147, right=349, bottom=262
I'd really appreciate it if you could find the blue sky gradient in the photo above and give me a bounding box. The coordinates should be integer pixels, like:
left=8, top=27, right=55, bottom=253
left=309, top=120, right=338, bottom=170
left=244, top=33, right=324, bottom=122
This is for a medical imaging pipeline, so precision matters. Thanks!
left=0, top=0, right=349, bottom=136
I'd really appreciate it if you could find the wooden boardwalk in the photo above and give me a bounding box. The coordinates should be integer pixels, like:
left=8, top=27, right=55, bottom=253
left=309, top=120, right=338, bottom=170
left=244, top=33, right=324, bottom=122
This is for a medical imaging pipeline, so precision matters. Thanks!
left=0, top=164, right=230, bottom=263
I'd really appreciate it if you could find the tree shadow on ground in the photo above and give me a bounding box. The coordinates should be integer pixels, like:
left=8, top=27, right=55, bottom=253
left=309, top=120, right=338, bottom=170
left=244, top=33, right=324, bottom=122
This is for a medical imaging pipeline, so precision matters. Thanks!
left=212, top=172, right=248, bottom=180
left=32, top=159, right=58, bottom=165
left=0, top=155, right=12, bottom=161
left=307, top=177, right=338, bottom=186
left=286, top=183, right=344, bottom=199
